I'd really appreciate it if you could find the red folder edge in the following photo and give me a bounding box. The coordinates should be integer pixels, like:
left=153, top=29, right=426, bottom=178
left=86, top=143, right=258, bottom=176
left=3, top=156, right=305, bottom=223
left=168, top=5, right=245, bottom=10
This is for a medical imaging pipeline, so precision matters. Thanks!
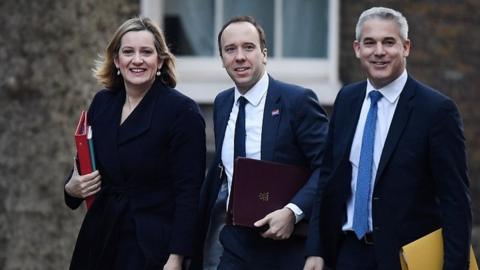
left=74, top=111, right=95, bottom=209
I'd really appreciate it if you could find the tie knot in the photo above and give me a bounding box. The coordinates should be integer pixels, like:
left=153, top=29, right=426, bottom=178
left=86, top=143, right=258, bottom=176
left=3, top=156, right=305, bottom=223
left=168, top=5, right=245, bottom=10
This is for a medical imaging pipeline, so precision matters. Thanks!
left=238, top=96, right=248, bottom=107
left=369, top=90, right=383, bottom=105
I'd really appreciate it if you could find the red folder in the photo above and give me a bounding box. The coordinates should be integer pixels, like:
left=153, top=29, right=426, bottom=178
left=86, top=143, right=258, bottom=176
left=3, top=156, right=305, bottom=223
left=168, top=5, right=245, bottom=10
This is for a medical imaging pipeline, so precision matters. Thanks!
left=230, top=157, right=311, bottom=228
left=74, top=111, right=95, bottom=209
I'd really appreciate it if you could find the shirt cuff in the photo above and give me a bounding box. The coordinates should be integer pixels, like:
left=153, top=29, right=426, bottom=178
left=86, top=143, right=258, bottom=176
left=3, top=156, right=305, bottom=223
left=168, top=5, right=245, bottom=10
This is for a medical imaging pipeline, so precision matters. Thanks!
left=285, top=203, right=304, bottom=224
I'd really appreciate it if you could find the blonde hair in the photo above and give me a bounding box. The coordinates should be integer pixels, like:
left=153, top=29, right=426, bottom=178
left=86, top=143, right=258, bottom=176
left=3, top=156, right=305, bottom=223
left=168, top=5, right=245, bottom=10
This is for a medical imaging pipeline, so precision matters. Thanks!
left=93, top=17, right=177, bottom=89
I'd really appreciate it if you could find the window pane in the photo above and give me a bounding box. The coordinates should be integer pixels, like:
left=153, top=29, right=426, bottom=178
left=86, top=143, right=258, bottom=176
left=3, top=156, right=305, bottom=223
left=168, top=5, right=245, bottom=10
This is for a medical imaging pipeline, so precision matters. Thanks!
left=164, top=0, right=214, bottom=56
left=283, top=0, right=328, bottom=58
left=223, top=0, right=275, bottom=56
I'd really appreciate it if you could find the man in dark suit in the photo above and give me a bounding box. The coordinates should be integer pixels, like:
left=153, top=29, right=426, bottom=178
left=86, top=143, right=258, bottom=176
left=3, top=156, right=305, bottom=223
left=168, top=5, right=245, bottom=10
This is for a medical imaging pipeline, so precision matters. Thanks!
left=195, top=16, right=328, bottom=270
left=304, top=7, right=472, bottom=270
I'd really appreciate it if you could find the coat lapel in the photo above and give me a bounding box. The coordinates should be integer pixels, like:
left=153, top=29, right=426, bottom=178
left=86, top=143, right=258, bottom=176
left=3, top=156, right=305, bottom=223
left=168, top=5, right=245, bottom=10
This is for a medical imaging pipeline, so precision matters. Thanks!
left=117, top=82, right=159, bottom=145
left=375, top=77, right=415, bottom=186
left=93, top=89, right=124, bottom=182
left=261, top=76, right=282, bottom=161
left=214, top=90, right=234, bottom=159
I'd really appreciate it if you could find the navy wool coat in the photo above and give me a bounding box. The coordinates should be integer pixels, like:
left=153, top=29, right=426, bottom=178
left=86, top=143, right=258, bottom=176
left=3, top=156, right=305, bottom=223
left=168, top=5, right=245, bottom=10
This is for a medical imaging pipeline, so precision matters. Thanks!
left=65, top=79, right=206, bottom=269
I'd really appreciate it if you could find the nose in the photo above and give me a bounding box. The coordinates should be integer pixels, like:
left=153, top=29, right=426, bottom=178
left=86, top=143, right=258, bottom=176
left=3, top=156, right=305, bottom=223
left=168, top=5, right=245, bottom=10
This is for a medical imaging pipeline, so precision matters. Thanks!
left=132, top=53, right=144, bottom=64
left=374, top=42, right=385, bottom=56
left=235, top=49, right=246, bottom=62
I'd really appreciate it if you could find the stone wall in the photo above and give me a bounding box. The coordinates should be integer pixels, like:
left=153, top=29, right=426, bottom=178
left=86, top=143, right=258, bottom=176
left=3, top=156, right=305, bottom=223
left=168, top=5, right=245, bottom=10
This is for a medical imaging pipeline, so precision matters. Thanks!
left=0, top=0, right=138, bottom=269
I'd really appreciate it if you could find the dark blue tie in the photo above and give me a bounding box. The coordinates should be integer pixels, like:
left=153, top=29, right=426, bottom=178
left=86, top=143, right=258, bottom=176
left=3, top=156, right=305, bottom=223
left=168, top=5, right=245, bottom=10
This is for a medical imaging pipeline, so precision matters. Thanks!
left=234, top=96, right=247, bottom=159
left=352, top=90, right=383, bottom=239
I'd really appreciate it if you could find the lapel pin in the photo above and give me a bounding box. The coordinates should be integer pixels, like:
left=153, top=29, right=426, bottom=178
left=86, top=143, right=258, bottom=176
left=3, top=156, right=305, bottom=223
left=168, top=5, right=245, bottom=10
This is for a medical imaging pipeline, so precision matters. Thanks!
left=271, top=109, right=280, bottom=116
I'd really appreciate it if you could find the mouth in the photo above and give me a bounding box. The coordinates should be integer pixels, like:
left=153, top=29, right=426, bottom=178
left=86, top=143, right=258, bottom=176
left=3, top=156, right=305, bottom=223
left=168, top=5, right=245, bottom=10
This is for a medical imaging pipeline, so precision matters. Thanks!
left=370, top=60, right=389, bottom=67
left=129, top=68, right=147, bottom=74
left=234, top=67, right=250, bottom=72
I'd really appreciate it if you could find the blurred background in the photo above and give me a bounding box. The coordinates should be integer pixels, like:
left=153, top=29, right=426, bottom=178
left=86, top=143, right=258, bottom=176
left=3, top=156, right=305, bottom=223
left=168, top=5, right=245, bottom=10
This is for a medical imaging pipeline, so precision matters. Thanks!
left=0, top=0, right=478, bottom=268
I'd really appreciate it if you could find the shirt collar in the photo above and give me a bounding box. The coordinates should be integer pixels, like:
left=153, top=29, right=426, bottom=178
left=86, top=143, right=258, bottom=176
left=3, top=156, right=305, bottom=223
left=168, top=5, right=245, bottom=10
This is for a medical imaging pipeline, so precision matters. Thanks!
left=366, top=69, right=408, bottom=104
left=234, top=71, right=269, bottom=107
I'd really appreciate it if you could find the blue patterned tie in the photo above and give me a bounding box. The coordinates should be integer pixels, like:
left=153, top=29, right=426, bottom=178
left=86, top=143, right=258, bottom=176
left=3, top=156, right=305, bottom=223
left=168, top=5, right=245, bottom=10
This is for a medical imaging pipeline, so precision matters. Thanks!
left=234, top=96, right=247, bottom=159
left=352, top=90, right=383, bottom=239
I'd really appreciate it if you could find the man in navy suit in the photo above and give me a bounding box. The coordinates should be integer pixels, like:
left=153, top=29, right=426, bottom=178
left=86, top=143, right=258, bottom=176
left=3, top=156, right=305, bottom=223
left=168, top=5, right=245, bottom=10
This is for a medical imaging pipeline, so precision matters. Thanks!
left=304, top=7, right=472, bottom=270
left=195, top=16, right=328, bottom=270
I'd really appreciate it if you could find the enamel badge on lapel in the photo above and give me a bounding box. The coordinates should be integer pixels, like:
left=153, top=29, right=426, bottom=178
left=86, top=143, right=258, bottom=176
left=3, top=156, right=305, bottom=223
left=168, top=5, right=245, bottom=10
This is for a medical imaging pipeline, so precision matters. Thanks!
left=271, top=109, right=280, bottom=116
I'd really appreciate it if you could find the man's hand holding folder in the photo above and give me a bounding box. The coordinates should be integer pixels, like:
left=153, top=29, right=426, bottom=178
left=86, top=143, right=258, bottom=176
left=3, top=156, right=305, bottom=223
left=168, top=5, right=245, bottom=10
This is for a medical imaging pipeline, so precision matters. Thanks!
left=230, top=157, right=310, bottom=239
left=254, top=207, right=296, bottom=240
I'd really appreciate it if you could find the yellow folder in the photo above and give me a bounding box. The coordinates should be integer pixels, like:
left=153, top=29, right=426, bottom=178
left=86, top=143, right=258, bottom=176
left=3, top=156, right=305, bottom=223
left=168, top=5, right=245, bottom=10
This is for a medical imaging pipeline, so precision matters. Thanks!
left=400, top=229, right=478, bottom=270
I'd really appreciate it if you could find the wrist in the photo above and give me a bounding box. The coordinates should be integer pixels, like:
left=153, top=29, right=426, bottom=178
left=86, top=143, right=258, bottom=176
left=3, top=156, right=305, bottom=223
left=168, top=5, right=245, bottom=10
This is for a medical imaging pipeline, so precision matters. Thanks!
left=282, top=207, right=295, bottom=223
left=65, top=182, right=73, bottom=196
left=167, top=254, right=183, bottom=264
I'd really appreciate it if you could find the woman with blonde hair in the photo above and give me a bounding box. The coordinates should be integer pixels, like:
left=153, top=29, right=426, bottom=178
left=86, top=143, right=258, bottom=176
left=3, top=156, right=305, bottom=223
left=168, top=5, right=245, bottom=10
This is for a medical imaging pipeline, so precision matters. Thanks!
left=64, top=17, right=205, bottom=270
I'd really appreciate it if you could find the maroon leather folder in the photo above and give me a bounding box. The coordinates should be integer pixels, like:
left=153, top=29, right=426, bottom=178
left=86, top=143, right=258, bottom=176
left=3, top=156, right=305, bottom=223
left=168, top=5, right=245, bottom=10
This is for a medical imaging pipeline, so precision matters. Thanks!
left=230, top=157, right=311, bottom=228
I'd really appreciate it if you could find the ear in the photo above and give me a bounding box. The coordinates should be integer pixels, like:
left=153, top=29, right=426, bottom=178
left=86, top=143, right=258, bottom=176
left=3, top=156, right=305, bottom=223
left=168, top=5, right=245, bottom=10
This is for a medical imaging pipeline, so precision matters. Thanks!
left=403, top=39, right=411, bottom=58
left=262, top=48, right=268, bottom=64
left=157, top=58, right=165, bottom=70
left=353, top=40, right=361, bottom=59
left=113, top=56, right=119, bottom=69
left=220, top=54, right=227, bottom=68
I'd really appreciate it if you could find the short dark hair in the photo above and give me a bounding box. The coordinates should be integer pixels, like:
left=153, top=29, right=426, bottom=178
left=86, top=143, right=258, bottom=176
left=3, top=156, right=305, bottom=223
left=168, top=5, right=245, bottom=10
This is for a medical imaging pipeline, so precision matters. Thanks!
left=217, top=15, right=267, bottom=56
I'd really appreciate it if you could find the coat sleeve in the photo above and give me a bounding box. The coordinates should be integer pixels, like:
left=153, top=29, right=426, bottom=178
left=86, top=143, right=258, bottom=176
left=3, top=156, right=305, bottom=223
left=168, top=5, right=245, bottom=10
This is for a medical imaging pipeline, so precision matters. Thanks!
left=288, top=88, right=329, bottom=219
left=167, top=101, right=206, bottom=256
left=429, top=98, right=471, bottom=270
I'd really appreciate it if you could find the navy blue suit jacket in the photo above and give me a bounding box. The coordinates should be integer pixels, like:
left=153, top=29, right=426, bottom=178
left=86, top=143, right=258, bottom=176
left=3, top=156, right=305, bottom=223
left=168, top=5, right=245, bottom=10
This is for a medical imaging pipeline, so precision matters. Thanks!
left=194, top=75, right=329, bottom=267
left=65, top=80, right=206, bottom=269
left=306, top=76, right=471, bottom=270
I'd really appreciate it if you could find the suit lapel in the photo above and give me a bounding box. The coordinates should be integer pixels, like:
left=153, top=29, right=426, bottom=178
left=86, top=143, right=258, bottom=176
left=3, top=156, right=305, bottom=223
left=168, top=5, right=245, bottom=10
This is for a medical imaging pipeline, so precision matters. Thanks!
left=334, top=83, right=366, bottom=164
left=343, top=86, right=366, bottom=156
left=214, top=90, right=234, bottom=159
left=261, top=76, right=282, bottom=161
left=375, top=77, right=416, bottom=185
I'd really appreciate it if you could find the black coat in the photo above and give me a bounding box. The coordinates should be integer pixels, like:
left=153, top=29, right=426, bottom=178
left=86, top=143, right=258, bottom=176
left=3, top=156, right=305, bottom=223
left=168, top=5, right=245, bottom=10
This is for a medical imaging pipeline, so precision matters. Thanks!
left=65, top=80, right=206, bottom=269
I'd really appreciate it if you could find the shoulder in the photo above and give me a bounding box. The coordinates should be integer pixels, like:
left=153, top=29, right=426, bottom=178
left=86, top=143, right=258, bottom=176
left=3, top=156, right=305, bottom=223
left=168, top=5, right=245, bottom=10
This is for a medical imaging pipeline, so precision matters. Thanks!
left=213, top=87, right=234, bottom=106
left=267, top=78, right=321, bottom=114
left=92, top=88, right=118, bottom=103
left=271, top=78, right=317, bottom=100
left=88, top=88, right=119, bottom=119
left=162, top=86, right=199, bottom=110
left=336, top=81, right=367, bottom=100
left=409, top=77, right=452, bottom=105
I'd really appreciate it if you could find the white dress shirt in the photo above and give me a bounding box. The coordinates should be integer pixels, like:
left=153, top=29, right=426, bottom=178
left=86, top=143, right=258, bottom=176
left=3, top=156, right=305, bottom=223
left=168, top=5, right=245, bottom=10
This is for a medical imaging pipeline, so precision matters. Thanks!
left=221, top=71, right=304, bottom=223
left=343, top=70, right=408, bottom=232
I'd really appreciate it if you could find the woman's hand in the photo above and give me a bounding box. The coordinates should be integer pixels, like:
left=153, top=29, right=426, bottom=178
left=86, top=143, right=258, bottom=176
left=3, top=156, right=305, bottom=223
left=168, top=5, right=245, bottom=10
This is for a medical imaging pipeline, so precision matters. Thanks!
left=65, top=161, right=101, bottom=198
left=163, top=254, right=183, bottom=270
